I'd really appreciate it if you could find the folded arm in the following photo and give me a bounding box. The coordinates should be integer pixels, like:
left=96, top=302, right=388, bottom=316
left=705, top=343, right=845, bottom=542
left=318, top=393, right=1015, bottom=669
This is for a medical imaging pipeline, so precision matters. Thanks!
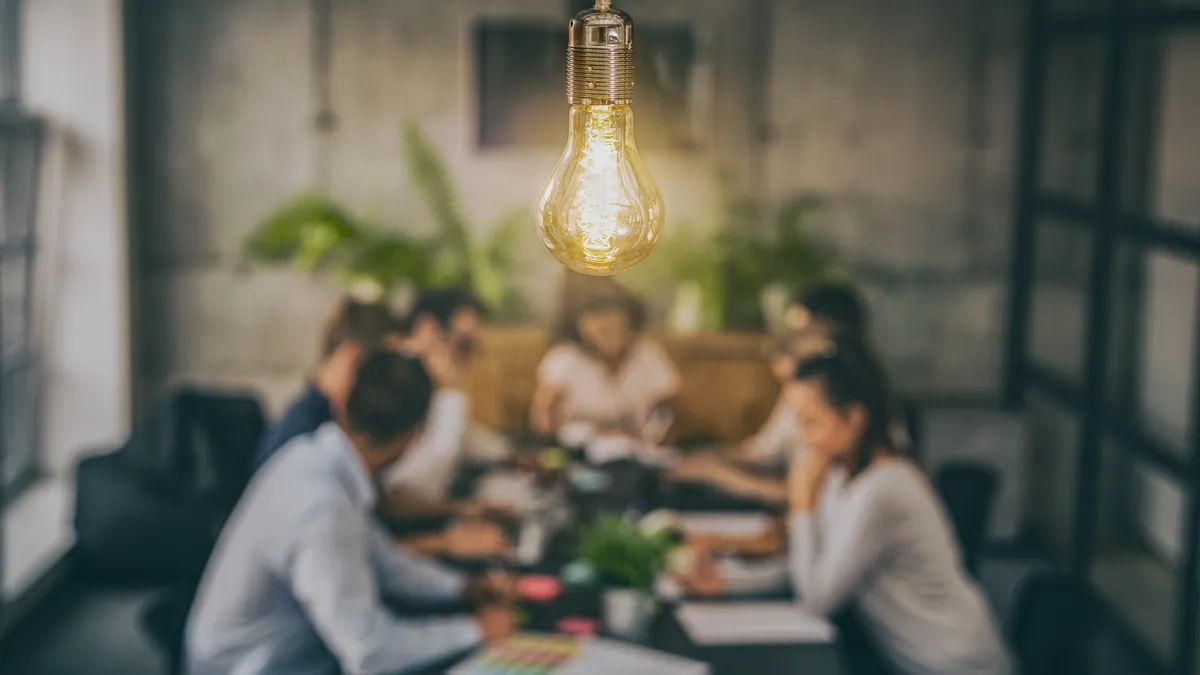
left=369, top=524, right=465, bottom=602
left=788, top=487, right=892, bottom=615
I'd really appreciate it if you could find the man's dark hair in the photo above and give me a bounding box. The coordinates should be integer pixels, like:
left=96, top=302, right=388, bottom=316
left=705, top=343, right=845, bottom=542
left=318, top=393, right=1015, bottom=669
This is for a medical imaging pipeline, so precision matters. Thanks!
left=797, top=283, right=868, bottom=339
left=320, top=297, right=404, bottom=358
left=404, top=287, right=486, bottom=332
left=344, top=350, right=434, bottom=446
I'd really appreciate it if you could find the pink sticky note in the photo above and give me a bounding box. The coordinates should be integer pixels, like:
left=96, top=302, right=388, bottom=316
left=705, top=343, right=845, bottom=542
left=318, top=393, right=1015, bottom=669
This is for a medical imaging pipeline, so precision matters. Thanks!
left=557, top=617, right=598, bottom=636
left=517, top=575, right=561, bottom=602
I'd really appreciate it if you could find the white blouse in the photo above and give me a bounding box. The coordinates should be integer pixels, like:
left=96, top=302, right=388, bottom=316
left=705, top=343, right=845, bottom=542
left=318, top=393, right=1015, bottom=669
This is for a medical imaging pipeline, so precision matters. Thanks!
left=537, top=337, right=681, bottom=431
left=744, top=397, right=799, bottom=464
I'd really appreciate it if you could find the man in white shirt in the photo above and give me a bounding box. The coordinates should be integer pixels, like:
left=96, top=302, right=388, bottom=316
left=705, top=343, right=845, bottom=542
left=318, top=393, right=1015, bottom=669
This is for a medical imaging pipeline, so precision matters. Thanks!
left=186, top=351, right=516, bottom=675
left=381, top=289, right=514, bottom=522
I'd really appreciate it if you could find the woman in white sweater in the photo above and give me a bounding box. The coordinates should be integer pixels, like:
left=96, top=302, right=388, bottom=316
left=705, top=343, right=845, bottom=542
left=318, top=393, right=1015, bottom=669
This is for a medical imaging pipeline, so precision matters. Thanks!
left=786, top=336, right=1011, bottom=675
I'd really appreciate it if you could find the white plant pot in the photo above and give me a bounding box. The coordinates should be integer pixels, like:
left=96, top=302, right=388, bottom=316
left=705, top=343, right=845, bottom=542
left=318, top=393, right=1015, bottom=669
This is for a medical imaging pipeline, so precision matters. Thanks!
left=603, top=588, right=656, bottom=639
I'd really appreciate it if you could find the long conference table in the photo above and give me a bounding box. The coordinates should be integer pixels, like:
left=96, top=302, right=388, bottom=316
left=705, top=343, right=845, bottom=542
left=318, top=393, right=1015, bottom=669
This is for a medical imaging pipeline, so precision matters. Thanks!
left=407, top=450, right=848, bottom=675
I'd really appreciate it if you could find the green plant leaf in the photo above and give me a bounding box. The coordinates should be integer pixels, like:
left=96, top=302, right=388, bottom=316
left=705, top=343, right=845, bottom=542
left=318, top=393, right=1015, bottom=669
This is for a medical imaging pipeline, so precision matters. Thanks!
left=403, top=124, right=473, bottom=276
left=575, top=514, right=670, bottom=592
left=335, top=231, right=438, bottom=295
left=244, top=193, right=364, bottom=272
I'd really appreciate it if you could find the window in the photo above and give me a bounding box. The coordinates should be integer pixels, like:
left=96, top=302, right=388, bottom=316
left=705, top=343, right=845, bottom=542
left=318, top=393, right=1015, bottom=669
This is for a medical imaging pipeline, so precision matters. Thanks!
left=1009, top=2, right=1200, bottom=672
left=1, top=0, right=44, bottom=495
left=1026, top=390, right=1083, bottom=563
left=1094, top=439, right=1186, bottom=663
left=1144, top=29, right=1200, bottom=230
left=1029, top=219, right=1093, bottom=381
left=1038, top=35, right=1105, bottom=201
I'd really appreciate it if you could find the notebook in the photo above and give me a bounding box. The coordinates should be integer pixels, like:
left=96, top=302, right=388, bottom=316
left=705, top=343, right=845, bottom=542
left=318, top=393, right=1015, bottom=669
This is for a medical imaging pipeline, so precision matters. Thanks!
left=675, top=602, right=836, bottom=645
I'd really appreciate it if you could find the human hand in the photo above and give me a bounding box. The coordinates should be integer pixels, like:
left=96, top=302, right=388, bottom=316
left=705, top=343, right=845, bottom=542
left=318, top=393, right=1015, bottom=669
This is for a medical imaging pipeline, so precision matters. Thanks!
left=463, top=570, right=518, bottom=607
left=456, top=500, right=520, bottom=522
left=667, top=453, right=726, bottom=484
left=475, top=603, right=518, bottom=643
left=444, top=521, right=511, bottom=559
left=687, top=520, right=785, bottom=556
left=788, top=451, right=831, bottom=514
left=680, top=545, right=725, bottom=597
left=422, top=338, right=466, bottom=391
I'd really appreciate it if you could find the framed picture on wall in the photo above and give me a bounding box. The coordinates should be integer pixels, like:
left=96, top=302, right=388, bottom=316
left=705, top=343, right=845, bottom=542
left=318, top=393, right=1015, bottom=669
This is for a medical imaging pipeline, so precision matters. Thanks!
left=474, top=20, right=703, bottom=151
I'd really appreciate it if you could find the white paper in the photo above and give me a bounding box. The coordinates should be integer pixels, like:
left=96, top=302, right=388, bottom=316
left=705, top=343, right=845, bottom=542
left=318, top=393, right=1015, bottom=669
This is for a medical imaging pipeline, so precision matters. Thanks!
left=475, top=472, right=538, bottom=513
left=636, top=445, right=682, bottom=468
left=715, top=556, right=791, bottom=595
left=585, top=436, right=635, bottom=464
left=559, top=421, right=597, bottom=448
left=560, top=638, right=709, bottom=675
left=677, top=512, right=774, bottom=538
left=675, top=602, right=836, bottom=645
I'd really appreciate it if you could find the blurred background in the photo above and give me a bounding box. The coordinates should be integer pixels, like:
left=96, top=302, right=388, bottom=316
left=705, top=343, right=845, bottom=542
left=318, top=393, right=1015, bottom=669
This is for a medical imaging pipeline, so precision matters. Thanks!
left=0, top=0, right=1197, bottom=674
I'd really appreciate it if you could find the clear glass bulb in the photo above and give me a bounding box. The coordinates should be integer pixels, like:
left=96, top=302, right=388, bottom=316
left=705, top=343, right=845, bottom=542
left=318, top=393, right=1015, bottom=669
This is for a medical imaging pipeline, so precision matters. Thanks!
left=536, top=104, right=664, bottom=276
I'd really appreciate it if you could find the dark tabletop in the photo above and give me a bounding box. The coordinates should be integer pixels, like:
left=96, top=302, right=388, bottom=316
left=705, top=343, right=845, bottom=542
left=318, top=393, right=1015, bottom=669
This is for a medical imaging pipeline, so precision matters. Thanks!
left=425, top=450, right=846, bottom=675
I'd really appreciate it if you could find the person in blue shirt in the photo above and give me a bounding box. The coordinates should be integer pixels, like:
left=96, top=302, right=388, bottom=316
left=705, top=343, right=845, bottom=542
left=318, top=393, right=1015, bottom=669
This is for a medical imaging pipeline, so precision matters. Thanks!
left=253, top=297, right=401, bottom=470
left=254, top=292, right=509, bottom=559
left=186, top=350, right=518, bottom=675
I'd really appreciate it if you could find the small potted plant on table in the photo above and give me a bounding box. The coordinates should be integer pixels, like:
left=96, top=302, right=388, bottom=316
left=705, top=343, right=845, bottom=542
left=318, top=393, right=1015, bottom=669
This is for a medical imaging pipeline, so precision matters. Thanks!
left=575, top=514, right=674, bottom=639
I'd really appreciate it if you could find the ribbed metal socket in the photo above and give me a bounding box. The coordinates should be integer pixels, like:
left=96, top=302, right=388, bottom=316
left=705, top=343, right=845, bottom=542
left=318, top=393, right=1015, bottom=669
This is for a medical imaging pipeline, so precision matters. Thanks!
left=566, top=6, right=635, bottom=106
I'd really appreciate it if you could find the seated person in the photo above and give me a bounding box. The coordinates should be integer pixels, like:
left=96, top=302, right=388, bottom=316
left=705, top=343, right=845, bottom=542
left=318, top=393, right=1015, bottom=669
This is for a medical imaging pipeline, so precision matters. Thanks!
left=669, top=282, right=900, bottom=504
left=186, top=351, right=517, bottom=675
left=529, top=273, right=681, bottom=445
left=734, top=282, right=870, bottom=465
left=253, top=296, right=401, bottom=470
left=786, top=337, right=1011, bottom=675
left=381, top=288, right=513, bottom=519
left=256, top=294, right=507, bottom=559
left=667, top=323, right=839, bottom=505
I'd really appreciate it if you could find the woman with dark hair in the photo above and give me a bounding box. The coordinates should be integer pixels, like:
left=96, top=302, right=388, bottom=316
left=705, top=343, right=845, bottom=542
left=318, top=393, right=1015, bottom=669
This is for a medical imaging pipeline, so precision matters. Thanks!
left=529, top=273, right=680, bottom=442
left=667, top=282, right=888, bottom=503
left=785, top=336, right=1011, bottom=675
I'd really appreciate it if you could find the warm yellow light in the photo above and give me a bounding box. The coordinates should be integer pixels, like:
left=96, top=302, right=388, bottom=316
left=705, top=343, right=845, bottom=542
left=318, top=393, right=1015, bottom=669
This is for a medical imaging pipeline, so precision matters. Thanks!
left=535, top=2, right=664, bottom=276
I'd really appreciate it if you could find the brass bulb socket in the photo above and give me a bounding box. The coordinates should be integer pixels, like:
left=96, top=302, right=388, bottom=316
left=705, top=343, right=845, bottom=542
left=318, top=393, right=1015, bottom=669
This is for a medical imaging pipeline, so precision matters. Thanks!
left=566, top=5, right=635, bottom=106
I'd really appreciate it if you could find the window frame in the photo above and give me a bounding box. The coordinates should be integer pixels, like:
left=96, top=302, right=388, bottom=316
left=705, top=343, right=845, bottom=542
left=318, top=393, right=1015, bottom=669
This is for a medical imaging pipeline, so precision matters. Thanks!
left=1005, top=0, right=1200, bottom=673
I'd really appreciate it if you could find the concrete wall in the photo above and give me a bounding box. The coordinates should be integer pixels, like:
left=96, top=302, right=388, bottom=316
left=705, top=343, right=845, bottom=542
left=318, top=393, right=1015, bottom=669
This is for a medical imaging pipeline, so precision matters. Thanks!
left=128, top=0, right=1023, bottom=412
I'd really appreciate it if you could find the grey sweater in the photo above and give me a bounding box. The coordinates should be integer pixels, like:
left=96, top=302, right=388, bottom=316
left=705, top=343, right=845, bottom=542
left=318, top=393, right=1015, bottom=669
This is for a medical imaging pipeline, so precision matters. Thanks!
left=790, top=460, right=1012, bottom=675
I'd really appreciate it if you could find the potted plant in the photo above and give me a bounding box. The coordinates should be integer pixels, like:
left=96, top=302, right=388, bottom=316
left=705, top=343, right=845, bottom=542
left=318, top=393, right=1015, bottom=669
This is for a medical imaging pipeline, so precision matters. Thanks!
left=402, top=124, right=530, bottom=321
left=243, top=192, right=438, bottom=304
left=575, top=514, right=674, bottom=638
left=241, top=125, right=530, bottom=320
left=720, top=193, right=850, bottom=332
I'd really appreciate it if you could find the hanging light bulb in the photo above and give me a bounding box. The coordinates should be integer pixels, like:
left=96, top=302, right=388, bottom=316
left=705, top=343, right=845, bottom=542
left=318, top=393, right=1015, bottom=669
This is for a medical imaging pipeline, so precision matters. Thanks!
left=536, top=0, right=664, bottom=276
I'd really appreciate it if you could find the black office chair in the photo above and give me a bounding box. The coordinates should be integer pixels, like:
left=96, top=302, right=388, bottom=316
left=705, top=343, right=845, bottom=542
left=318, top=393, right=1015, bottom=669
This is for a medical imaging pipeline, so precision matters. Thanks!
left=1007, top=571, right=1100, bottom=675
left=933, top=461, right=999, bottom=577
left=141, top=583, right=198, bottom=675
left=832, top=604, right=898, bottom=675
